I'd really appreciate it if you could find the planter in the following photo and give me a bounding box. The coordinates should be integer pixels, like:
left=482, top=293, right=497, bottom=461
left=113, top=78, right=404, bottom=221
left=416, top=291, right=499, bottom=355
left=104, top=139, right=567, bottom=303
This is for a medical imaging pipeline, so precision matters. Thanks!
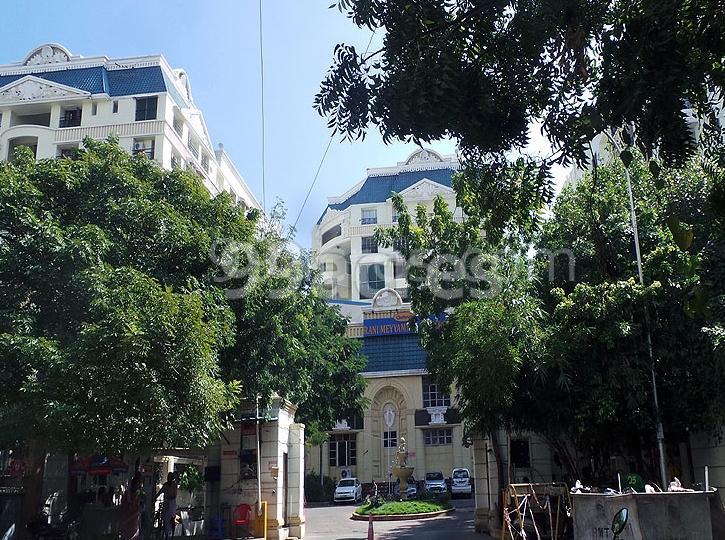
left=351, top=507, right=455, bottom=521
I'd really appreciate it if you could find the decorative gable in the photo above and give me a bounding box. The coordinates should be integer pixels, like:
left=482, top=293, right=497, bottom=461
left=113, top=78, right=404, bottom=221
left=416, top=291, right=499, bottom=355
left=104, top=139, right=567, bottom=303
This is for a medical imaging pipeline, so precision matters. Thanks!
left=0, top=76, right=90, bottom=105
left=23, top=44, right=72, bottom=66
left=395, top=178, right=455, bottom=202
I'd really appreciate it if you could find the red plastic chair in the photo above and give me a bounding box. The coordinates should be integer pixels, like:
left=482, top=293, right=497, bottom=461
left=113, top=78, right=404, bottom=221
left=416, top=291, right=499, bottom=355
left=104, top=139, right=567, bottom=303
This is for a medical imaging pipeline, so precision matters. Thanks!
left=233, top=503, right=252, bottom=537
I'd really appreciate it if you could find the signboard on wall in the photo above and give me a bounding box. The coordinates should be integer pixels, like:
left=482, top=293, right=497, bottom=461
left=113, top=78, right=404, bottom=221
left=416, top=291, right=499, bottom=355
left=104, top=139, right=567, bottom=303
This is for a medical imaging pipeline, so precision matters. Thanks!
left=363, top=311, right=414, bottom=337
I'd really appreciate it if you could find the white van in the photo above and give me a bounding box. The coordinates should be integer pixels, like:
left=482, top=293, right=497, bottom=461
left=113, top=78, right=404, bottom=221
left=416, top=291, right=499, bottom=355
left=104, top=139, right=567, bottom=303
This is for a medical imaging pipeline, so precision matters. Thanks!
left=451, top=468, right=472, bottom=497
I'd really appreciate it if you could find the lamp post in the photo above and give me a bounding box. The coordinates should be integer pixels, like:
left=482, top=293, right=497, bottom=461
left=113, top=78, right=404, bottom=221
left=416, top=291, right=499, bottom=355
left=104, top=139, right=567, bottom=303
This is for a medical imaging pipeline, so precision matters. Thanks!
left=603, top=130, right=668, bottom=489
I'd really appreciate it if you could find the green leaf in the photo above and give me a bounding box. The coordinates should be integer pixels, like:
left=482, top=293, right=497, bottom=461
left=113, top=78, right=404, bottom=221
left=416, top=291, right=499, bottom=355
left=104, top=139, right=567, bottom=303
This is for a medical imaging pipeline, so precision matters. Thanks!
left=667, top=216, right=694, bottom=251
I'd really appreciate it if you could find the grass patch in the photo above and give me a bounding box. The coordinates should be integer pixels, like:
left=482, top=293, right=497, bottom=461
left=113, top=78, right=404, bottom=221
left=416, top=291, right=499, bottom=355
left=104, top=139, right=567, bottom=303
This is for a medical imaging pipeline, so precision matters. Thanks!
left=355, top=499, right=450, bottom=516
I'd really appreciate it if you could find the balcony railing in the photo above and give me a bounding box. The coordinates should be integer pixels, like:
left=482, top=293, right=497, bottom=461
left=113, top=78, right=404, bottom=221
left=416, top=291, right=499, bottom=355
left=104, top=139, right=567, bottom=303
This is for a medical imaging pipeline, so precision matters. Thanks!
left=54, top=120, right=164, bottom=143
left=59, top=115, right=82, bottom=128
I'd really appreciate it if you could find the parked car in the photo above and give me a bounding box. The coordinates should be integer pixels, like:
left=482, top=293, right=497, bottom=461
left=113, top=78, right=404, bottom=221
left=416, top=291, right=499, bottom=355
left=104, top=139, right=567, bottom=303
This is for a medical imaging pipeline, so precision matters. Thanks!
left=424, top=471, right=447, bottom=496
left=451, top=468, right=472, bottom=498
left=394, top=476, right=418, bottom=499
left=334, top=477, right=363, bottom=504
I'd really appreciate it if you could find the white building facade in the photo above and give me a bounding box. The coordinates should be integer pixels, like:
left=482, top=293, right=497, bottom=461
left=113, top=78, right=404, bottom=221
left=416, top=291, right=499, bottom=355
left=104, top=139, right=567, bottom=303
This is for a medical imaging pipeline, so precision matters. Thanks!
left=0, top=43, right=259, bottom=210
left=307, top=149, right=476, bottom=489
left=313, top=148, right=462, bottom=317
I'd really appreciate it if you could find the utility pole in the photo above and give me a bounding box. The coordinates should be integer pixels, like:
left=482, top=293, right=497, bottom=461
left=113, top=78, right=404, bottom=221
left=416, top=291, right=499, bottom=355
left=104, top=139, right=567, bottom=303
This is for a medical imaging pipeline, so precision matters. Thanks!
left=604, top=130, right=668, bottom=489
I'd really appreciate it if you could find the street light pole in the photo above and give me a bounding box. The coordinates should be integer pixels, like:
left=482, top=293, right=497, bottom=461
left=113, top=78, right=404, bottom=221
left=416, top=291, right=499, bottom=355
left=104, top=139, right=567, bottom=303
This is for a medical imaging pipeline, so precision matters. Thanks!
left=603, top=130, right=668, bottom=489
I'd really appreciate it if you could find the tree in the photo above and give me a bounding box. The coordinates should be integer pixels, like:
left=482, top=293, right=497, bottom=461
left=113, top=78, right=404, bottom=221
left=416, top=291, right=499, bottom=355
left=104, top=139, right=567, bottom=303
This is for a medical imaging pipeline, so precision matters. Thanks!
left=376, top=194, right=548, bottom=481
left=317, top=0, right=725, bottom=238
left=218, top=205, right=368, bottom=436
left=379, top=153, right=725, bottom=483
left=0, top=141, right=244, bottom=455
left=0, top=140, right=366, bottom=530
left=534, top=155, right=725, bottom=481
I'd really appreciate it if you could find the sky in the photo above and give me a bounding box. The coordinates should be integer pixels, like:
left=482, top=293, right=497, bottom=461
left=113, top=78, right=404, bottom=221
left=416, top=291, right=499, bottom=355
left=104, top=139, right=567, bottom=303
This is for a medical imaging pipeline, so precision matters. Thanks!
left=3, top=0, right=568, bottom=247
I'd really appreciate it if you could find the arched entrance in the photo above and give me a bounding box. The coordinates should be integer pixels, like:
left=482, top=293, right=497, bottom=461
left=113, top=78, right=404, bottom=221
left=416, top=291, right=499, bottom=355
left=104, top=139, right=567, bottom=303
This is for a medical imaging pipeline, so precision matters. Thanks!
left=370, top=386, right=408, bottom=482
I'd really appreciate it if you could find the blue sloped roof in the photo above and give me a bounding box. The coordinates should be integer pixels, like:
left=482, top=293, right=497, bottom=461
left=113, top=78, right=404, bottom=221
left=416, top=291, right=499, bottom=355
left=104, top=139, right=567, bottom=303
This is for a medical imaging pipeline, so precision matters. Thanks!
left=106, top=67, right=167, bottom=96
left=318, top=167, right=454, bottom=224
left=360, top=333, right=427, bottom=373
left=0, top=65, right=168, bottom=97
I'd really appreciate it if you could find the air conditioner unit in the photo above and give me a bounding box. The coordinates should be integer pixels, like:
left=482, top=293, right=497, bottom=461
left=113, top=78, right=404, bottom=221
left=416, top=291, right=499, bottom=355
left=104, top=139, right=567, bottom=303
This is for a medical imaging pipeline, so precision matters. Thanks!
left=340, top=468, right=353, bottom=479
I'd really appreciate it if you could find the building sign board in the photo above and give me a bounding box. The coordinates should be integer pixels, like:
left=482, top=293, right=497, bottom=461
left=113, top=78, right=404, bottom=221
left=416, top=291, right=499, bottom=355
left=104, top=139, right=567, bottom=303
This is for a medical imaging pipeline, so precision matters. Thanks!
left=363, top=311, right=414, bottom=337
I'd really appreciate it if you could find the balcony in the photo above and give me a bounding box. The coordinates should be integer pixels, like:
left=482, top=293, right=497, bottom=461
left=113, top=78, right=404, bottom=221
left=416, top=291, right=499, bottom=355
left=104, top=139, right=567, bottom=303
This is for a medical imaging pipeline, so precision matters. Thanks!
left=54, top=120, right=164, bottom=144
left=59, top=112, right=81, bottom=128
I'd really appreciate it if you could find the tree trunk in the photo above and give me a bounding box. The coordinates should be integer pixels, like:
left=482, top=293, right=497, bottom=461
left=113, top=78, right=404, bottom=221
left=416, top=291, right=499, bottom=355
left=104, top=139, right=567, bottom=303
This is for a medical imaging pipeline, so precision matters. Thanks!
left=66, top=453, right=79, bottom=522
left=19, top=440, right=47, bottom=540
left=488, top=430, right=505, bottom=529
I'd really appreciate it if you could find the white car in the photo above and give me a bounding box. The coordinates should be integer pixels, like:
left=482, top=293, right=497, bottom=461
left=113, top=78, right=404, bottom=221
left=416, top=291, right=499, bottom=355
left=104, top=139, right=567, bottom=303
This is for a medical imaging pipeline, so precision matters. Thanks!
left=424, top=471, right=447, bottom=496
left=394, top=476, right=418, bottom=499
left=334, top=477, right=363, bottom=504
left=451, top=468, right=472, bottom=497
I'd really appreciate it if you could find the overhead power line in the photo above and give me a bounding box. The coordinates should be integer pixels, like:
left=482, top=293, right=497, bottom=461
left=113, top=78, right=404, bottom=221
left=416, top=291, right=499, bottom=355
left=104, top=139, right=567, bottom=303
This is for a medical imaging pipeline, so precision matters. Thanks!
left=259, top=0, right=266, bottom=213
left=292, top=30, right=377, bottom=231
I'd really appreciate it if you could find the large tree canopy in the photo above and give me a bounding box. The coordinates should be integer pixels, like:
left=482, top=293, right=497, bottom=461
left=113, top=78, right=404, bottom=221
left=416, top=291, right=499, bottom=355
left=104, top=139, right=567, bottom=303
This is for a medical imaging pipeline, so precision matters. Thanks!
left=380, top=153, right=725, bottom=482
left=0, top=139, right=365, bottom=455
left=318, top=0, right=725, bottom=239
left=320, top=0, right=724, bottom=163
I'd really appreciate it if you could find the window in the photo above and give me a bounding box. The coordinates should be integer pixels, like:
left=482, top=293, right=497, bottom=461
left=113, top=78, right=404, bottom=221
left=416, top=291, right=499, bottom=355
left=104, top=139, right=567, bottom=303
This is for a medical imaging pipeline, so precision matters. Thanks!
left=59, top=108, right=82, bottom=128
left=171, top=153, right=182, bottom=169
left=321, top=225, right=342, bottom=245
left=361, top=208, right=377, bottom=225
left=173, top=116, right=183, bottom=136
left=361, top=236, right=378, bottom=254
left=510, top=439, right=531, bottom=468
left=393, top=238, right=407, bottom=253
left=135, top=96, right=158, bottom=121
left=423, top=377, right=451, bottom=408
left=187, top=134, right=200, bottom=159
left=394, top=260, right=406, bottom=279
left=392, top=209, right=399, bottom=223
left=112, top=100, right=119, bottom=114
left=0, top=112, right=3, bottom=128
left=359, top=263, right=385, bottom=299
left=329, top=433, right=356, bottom=467
left=201, top=154, right=210, bottom=172
left=91, top=103, right=98, bottom=115
left=383, top=430, right=397, bottom=448
left=132, top=138, right=155, bottom=159
left=424, top=429, right=453, bottom=446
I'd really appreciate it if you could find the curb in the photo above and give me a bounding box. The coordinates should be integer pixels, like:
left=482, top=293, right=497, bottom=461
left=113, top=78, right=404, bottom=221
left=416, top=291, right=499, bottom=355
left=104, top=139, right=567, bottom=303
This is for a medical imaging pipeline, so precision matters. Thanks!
left=350, top=507, right=455, bottom=521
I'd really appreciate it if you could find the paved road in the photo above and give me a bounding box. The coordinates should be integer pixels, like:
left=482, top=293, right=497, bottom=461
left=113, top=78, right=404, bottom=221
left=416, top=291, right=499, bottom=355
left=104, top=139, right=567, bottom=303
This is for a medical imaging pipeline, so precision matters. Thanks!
left=305, top=498, right=492, bottom=540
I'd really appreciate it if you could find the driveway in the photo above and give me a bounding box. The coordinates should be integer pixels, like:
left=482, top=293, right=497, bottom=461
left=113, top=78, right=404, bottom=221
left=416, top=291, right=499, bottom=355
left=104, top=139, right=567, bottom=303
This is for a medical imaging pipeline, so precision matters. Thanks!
left=304, top=498, right=491, bottom=540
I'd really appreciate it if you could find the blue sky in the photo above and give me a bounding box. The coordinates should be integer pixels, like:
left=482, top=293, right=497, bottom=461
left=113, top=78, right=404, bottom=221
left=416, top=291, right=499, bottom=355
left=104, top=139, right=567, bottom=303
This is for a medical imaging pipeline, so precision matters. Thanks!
left=3, top=0, right=566, bottom=246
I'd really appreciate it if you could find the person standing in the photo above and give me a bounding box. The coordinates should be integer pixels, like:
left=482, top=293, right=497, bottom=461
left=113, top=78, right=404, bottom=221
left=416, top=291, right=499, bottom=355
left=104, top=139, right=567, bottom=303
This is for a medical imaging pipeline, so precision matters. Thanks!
left=154, top=472, right=178, bottom=539
left=119, top=473, right=142, bottom=540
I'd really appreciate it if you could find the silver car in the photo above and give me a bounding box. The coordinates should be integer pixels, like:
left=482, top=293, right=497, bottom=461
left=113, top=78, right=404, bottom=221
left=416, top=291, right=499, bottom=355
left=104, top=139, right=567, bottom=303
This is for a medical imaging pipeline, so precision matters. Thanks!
left=424, top=471, right=447, bottom=495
